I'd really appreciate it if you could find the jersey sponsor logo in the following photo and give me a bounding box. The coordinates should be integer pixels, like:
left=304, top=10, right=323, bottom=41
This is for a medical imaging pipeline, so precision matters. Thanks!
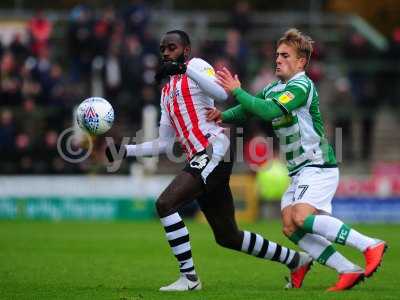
left=278, top=91, right=295, bottom=104
left=189, top=153, right=209, bottom=169
left=203, top=67, right=215, bottom=77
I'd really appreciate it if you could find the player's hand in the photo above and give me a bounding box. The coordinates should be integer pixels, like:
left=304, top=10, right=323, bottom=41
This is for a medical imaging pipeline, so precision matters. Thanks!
left=216, top=67, right=241, bottom=92
left=205, top=107, right=222, bottom=123
left=105, top=143, right=126, bottom=163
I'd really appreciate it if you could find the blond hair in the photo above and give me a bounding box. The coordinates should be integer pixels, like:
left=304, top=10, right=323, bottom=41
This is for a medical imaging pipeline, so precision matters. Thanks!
left=277, top=28, right=314, bottom=68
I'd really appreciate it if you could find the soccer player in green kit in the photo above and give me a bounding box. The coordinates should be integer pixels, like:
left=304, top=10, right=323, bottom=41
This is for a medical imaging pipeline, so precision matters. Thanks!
left=207, top=28, right=387, bottom=291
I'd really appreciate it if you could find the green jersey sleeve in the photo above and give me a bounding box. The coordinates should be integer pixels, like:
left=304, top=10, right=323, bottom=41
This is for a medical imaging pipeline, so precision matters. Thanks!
left=221, top=104, right=249, bottom=123
left=228, top=88, right=284, bottom=121
left=271, top=81, right=309, bottom=114
left=221, top=89, right=264, bottom=124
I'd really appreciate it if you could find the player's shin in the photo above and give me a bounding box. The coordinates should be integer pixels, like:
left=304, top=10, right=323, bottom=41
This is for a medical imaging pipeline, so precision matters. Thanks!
left=240, top=231, right=301, bottom=269
left=302, top=215, right=378, bottom=252
left=290, top=229, right=359, bottom=273
left=160, top=212, right=197, bottom=276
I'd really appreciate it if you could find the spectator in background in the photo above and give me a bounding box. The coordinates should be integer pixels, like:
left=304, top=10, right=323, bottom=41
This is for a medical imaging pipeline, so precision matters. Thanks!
left=9, top=33, right=29, bottom=65
left=47, top=64, right=67, bottom=106
left=306, top=42, right=325, bottom=85
left=27, top=10, right=52, bottom=57
left=120, top=34, right=145, bottom=125
left=1, top=52, right=22, bottom=106
left=141, top=84, right=157, bottom=106
left=0, top=110, right=16, bottom=171
left=246, top=40, right=275, bottom=85
left=345, top=32, right=379, bottom=160
left=67, top=5, right=93, bottom=82
left=212, top=56, right=232, bottom=73
left=19, top=97, right=44, bottom=144
left=330, top=77, right=355, bottom=161
left=255, top=41, right=274, bottom=65
left=38, top=130, right=60, bottom=173
left=141, top=30, right=159, bottom=56
left=15, top=133, right=34, bottom=173
left=230, top=1, right=252, bottom=35
left=92, top=6, right=116, bottom=58
left=250, top=65, right=276, bottom=94
left=31, top=47, right=53, bottom=104
left=20, top=60, right=42, bottom=102
left=223, top=29, right=249, bottom=78
left=103, top=43, right=122, bottom=101
left=0, top=110, right=15, bottom=143
left=141, top=52, right=158, bottom=85
left=381, top=27, right=400, bottom=110
left=122, top=0, right=150, bottom=40
left=0, top=40, right=4, bottom=58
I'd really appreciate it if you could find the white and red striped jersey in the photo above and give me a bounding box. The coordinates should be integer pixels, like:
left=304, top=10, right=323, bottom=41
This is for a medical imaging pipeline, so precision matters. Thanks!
left=160, top=58, right=224, bottom=160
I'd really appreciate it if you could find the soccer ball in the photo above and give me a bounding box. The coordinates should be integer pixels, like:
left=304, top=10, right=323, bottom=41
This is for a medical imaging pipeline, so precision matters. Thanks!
left=76, top=97, right=114, bottom=135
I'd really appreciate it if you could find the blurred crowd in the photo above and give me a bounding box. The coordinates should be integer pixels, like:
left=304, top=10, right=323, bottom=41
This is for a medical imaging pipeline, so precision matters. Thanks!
left=1, top=1, right=400, bottom=174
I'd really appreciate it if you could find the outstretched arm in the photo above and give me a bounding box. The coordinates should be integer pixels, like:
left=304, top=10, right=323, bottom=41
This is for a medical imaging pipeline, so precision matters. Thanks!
left=220, top=104, right=251, bottom=123
left=125, top=124, right=175, bottom=157
left=220, top=90, right=264, bottom=123
left=216, top=67, right=307, bottom=121
left=105, top=124, right=176, bottom=163
left=231, top=88, right=284, bottom=121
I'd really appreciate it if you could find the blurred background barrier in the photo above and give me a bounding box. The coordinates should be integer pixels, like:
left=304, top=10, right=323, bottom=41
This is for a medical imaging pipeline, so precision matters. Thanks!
left=1, top=175, right=400, bottom=222
left=0, top=175, right=260, bottom=221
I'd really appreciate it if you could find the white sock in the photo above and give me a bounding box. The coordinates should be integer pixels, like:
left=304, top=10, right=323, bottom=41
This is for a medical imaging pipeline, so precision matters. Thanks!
left=304, top=215, right=376, bottom=252
left=241, top=231, right=300, bottom=269
left=295, top=232, right=357, bottom=273
left=326, top=252, right=358, bottom=273
left=160, top=212, right=196, bottom=275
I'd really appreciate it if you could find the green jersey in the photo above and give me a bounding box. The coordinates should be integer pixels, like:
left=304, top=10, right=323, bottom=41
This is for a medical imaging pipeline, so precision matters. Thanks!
left=222, top=71, right=336, bottom=175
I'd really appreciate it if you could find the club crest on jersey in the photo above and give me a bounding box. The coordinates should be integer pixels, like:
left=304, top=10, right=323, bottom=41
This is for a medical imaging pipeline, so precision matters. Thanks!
left=278, top=91, right=295, bottom=104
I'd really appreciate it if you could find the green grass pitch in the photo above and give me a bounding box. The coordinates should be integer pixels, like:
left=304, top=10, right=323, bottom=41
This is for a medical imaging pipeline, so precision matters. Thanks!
left=0, top=220, right=398, bottom=300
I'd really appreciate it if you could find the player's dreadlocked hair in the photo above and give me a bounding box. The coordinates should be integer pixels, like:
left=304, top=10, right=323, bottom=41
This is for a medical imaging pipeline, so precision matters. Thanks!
left=277, top=28, right=314, bottom=68
left=166, top=30, right=191, bottom=46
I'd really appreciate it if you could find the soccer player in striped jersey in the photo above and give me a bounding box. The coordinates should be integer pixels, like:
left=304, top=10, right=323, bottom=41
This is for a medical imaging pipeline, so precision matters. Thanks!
left=106, top=30, right=312, bottom=291
left=208, top=28, right=387, bottom=291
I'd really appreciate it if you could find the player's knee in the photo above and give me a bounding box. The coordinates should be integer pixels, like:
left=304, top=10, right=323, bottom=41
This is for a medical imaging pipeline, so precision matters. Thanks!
left=292, top=212, right=307, bottom=228
left=282, top=225, right=296, bottom=237
left=155, top=196, right=172, bottom=216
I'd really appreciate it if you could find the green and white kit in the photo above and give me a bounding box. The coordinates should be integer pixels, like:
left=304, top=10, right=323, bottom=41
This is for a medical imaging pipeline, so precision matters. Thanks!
left=222, top=71, right=338, bottom=212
